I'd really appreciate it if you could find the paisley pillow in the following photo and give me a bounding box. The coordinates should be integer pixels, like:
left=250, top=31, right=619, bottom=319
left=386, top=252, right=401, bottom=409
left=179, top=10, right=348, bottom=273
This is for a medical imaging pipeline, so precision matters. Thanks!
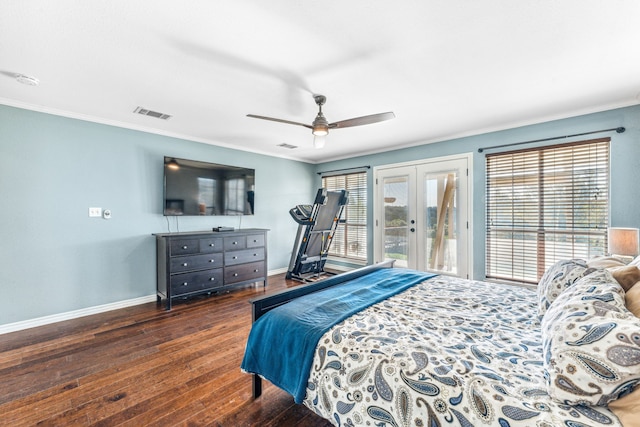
left=542, top=269, right=640, bottom=406
left=537, top=258, right=589, bottom=319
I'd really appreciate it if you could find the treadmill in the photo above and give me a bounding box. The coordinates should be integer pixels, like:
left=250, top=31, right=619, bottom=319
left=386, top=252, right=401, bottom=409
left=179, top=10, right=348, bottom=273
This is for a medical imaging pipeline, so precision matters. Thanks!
left=286, top=188, right=349, bottom=282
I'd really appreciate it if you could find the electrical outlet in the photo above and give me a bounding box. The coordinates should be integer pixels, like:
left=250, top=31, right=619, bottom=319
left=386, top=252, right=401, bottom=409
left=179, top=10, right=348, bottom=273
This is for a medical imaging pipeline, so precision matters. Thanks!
left=89, top=207, right=102, bottom=217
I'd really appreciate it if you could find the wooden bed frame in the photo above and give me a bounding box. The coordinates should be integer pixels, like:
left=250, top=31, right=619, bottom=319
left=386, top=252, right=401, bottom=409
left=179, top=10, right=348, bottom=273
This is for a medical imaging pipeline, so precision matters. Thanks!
left=248, top=260, right=395, bottom=398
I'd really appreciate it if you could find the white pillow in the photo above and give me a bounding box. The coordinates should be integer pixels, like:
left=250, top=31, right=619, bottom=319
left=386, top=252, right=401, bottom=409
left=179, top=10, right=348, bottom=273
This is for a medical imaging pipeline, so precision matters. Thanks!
left=587, top=256, right=627, bottom=269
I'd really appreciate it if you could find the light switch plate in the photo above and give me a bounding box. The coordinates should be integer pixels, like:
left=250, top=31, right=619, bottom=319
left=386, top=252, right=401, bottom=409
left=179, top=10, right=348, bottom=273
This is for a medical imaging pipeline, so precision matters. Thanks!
left=89, top=207, right=102, bottom=217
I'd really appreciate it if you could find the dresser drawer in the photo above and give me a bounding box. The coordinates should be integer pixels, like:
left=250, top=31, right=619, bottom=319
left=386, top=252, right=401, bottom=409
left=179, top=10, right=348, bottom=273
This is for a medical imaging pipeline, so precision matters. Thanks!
left=170, top=239, right=199, bottom=256
left=225, top=247, right=265, bottom=266
left=170, top=268, right=224, bottom=295
left=199, top=237, right=223, bottom=253
left=246, top=233, right=265, bottom=248
left=225, top=261, right=265, bottom=284
left=224, top=236, right=246, bottom=251
left=170, top=253, right=223, bottom=273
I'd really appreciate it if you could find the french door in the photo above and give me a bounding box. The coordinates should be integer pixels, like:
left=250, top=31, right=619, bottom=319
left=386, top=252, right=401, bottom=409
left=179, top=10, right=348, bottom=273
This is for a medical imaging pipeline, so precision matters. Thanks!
left=374, top=155, right=471, bottom=278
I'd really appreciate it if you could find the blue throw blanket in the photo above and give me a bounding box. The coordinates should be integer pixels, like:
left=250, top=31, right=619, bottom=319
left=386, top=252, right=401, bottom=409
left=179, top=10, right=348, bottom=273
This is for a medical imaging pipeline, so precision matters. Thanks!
left=241, top=268, right=436, bottom=403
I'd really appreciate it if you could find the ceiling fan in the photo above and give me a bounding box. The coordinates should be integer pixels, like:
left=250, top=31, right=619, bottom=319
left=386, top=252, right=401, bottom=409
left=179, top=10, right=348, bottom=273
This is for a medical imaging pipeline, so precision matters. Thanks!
left=247, top=95, right=395, bottom=148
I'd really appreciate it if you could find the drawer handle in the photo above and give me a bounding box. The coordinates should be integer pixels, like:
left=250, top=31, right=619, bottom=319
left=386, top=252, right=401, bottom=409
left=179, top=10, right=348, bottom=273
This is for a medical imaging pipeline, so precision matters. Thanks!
left=209, top=259, right=215, bottom=263
left=233, top=273, right=238, bottom=277
left=254, top=269, right=259, bottom=273
left=209, top=243, right=215, bottom=247
left=182, top=263, right=188, bottom=267
left=209, top=277, right=216, bottom=281
left=232, top=241, right=238, bottom=245
left=232, top=256, right=238, bottom=260
left=182, top=245, right=188, bottom=250
left=253, top=239, right=258, bottom=243
left=182, top=282, right=188, bottom=286
left=253, top=253, right=257, bottom=256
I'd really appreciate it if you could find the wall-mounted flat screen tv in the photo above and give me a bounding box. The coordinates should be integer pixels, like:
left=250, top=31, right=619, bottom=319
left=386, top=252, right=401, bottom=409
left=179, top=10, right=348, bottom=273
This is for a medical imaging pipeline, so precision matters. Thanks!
left=163, top=157, right=255, bottom=216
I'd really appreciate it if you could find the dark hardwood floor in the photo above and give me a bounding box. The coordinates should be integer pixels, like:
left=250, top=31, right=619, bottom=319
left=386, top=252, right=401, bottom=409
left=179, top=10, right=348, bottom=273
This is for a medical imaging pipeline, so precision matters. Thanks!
left=0, top=273, right=334, bottom=426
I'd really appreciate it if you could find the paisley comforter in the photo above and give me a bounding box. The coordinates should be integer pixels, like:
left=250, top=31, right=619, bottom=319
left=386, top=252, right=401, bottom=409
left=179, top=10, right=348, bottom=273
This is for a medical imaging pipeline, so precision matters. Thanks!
left=241, top=269, right=435, bottom=403
left=302, top=275, right=622, bottom=427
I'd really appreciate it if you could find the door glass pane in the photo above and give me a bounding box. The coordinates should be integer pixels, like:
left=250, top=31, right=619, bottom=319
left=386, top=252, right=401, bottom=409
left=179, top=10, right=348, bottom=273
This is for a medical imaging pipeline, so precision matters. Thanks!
left=424, top=172, right=458, bottom=274
left=383, top=176, right=410, bottom=268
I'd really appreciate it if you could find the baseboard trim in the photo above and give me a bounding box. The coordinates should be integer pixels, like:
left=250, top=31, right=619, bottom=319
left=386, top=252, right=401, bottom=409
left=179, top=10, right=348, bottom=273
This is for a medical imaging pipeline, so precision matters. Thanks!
left=0, top=295, right=158, bottom=336
left=0, top=268, right=290, bottom=335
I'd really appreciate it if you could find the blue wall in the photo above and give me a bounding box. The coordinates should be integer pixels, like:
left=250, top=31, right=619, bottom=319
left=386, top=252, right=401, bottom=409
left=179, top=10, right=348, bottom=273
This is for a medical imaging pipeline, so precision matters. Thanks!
left=315, top=105, right=640, bottom=279
left=1, top=103, right=638, bottom=327
left=0, top=105, right=316, bottom=326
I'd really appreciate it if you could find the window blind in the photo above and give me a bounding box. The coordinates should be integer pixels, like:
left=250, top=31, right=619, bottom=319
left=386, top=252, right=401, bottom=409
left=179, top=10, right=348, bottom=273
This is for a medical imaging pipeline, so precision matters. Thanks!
left=322, top=172, right=367, bottom=260
left=485, top=137, right=610, bottom=284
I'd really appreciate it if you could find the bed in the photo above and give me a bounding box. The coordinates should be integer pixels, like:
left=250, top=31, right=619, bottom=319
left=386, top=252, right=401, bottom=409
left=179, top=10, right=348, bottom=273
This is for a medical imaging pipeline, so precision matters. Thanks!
left=242, top=259, right=640, bottom=426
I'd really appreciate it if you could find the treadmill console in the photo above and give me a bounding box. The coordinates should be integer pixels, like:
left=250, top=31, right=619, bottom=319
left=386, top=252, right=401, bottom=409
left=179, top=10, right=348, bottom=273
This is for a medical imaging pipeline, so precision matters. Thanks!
left=296, top=204, right=313, bottom=218
left=289, top=204, right=314, bottom=224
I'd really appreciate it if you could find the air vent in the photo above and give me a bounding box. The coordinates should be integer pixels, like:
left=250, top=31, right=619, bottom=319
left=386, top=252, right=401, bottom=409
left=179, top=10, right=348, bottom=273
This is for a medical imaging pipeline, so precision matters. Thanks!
left=277, top=143, right=298, bottom=149
left=133, top=107, right=172, bottom=120
left=16, top=74, right=40, bottom=86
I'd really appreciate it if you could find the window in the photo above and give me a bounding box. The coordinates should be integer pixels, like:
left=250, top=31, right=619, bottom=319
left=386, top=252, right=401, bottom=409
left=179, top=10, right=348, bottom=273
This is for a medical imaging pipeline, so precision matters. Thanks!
left=485, top=138, right=610, bottom=284
left=322, top=172, right=367, bottom=261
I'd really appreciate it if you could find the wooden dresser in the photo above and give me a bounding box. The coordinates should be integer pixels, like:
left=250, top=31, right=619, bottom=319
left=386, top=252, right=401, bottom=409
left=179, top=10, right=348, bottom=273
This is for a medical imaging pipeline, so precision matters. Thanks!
left=154, top=229, right=268, bottom=309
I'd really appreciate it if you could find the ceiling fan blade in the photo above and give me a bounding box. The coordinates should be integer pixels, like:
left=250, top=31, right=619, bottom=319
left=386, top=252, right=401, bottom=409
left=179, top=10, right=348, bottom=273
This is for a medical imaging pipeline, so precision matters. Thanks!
left=330, top=112, right=395, bottom=129
left=247, top=114, right=312, bottom=129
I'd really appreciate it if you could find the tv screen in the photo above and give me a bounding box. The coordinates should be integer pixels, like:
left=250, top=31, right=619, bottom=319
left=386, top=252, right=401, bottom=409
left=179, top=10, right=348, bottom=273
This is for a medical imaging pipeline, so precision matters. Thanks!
left=163, top=157, right=255, bottom=216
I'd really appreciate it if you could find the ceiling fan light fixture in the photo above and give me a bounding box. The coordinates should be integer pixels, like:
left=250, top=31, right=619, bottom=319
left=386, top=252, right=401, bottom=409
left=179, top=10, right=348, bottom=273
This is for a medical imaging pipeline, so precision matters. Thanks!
left=311, top=113, right=329, bottom=136
left=312, top=126, right=328, bottom=136
left=313, top=134, right=326, bottom=149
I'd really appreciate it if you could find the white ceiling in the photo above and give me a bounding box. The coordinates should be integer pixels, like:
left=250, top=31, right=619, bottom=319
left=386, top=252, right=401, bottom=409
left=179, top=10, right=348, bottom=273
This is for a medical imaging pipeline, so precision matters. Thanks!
left=2, top=1, right=640, bottom=164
